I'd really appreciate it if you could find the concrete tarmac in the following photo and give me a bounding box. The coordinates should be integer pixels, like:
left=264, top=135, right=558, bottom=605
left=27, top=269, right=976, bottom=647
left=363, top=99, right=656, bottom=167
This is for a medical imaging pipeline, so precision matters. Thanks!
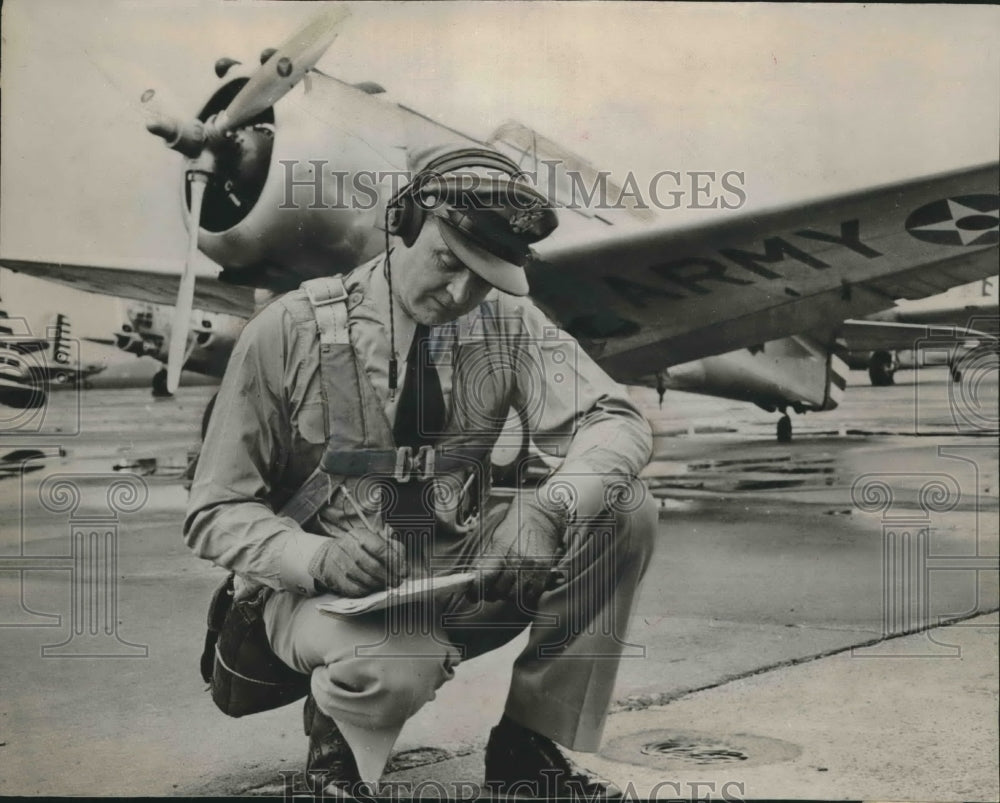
left=0, top=365, right=997, bottom=799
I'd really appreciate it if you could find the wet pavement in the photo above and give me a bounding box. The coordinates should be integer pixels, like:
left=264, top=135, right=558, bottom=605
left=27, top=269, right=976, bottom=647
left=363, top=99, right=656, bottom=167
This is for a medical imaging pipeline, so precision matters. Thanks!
left=1, top=366, right=997, bottom=799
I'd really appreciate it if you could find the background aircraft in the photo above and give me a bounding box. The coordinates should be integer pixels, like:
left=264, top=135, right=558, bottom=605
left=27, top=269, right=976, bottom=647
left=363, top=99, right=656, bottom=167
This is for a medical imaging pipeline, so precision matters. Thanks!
left=61, top=229, right=997, bottom=442
left=849, top=276, right=999, bottom=385
left=1, top=5, right=997, bottom=439
left=0, top=309, right=106, bottom=409
left=0, top=446, right=66, bottom=481
left=86, top=301, right=243, bottom=396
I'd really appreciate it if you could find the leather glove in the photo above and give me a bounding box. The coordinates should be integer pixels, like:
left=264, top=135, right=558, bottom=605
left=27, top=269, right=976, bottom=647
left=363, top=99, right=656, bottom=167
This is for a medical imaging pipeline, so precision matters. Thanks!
left=307, top=528, right=409, bottom=598
left=473, top=494, right=568, bottom=608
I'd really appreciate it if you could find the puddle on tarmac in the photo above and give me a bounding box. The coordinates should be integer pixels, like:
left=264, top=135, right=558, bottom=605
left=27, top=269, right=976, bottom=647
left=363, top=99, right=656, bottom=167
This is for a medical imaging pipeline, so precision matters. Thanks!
left=646, top=454, right=841, bottom=497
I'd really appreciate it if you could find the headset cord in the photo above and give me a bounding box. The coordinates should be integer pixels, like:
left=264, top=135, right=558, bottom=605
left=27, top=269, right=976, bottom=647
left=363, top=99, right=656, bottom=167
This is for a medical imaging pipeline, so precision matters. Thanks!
left=384, top=208, right=398, bottom=401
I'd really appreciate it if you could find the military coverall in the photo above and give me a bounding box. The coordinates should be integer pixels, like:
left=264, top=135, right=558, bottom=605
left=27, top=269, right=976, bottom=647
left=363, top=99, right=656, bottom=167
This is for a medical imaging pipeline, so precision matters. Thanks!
left=185, top=256, right=656, bottom=781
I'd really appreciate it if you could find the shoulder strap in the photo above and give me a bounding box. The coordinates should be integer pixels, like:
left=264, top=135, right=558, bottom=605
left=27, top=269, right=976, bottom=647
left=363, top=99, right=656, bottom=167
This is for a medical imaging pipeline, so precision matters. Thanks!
left=279, top=276, right=353, bottom=524
left=303, top=275, right=350, bottom=347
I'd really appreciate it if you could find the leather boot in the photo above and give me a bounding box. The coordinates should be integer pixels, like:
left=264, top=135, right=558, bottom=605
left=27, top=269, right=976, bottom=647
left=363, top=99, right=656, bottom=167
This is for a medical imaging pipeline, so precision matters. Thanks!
left=303, top=694, right=362, bottom=797
left=484, top=714, right=623, bottom=799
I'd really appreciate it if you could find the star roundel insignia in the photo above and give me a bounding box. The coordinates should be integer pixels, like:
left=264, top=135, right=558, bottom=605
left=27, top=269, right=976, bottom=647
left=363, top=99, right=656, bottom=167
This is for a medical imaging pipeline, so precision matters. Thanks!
left=905, top=194, right=999, bottom=247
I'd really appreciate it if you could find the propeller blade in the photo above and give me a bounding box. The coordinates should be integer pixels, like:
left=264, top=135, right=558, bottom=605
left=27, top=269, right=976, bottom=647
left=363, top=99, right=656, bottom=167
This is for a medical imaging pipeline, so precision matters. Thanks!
left=166, top=177, right=207, bottom=394
left=88, top=52, right=183, bottom=127
left=218, top=6, right=350, bottom=131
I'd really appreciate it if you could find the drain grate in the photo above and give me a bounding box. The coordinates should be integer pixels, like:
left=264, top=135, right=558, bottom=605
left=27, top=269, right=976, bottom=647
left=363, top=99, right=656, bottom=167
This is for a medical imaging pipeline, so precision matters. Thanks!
left=603, top=729, right=801, bottom=771
left=640, top=738, right=748, bottom=765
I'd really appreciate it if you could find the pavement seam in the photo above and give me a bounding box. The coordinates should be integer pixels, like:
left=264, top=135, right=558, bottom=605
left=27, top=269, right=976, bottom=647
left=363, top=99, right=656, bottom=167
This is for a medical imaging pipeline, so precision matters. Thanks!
left=611, top=607, right=1000, bottom=713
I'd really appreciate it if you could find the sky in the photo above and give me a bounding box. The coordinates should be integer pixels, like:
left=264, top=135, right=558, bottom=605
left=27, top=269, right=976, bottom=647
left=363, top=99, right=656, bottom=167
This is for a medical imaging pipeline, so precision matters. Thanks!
left=1, top=0, right=998, bottom=336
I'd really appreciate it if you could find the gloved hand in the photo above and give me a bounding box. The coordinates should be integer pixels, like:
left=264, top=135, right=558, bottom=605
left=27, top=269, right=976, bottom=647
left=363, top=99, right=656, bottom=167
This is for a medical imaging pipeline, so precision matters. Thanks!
left=473, top=494, right=568, bottom=608
left=308, top=528, right=409, bottom=598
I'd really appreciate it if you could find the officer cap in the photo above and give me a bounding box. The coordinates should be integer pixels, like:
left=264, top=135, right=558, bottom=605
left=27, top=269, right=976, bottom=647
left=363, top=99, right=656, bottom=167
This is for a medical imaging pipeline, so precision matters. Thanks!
left=403, top=144, right=559, bottom=296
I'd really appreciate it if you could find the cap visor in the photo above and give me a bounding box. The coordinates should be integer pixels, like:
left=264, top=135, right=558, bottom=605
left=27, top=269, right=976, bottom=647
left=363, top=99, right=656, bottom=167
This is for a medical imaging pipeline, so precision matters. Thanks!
left=437, top=220, right=530, bottom=296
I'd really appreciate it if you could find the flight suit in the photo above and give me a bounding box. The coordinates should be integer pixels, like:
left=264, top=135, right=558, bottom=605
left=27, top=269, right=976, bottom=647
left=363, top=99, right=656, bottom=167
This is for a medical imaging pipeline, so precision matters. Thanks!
left=185, top=256, right=656, bottom=781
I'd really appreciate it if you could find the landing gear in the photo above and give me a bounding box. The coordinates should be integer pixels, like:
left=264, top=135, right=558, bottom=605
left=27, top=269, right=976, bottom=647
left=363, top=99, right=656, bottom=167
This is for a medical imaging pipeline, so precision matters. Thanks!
left=151, top=368, right=173, bottom=398
left=868, top=350, right=896, bottom=387
left=949, top=363, right=962, bottom=383
left=776, top=413, right=792, bottom=443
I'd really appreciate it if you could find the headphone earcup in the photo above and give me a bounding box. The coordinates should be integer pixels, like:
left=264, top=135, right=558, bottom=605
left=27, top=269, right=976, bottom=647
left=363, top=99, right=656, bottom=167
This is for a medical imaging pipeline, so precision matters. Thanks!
left=386, top=198, right=406, bottom=237
left=387, top=194, right=425, bottom=247
left=390, top=147, right=521, bottom=248
left=403, top=202, right=425, bottom=247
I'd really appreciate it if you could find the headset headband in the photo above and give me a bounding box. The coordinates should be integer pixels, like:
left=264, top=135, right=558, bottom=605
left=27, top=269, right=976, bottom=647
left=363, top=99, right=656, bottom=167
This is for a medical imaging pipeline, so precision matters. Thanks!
left=389, top=147, right=525, bottom=207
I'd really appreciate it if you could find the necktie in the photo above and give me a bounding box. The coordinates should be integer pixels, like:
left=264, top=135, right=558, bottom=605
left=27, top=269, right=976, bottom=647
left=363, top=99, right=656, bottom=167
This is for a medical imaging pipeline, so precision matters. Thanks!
left=392, top=324, right=446, bottom=448
left=389, top=324, right=446, bottom=527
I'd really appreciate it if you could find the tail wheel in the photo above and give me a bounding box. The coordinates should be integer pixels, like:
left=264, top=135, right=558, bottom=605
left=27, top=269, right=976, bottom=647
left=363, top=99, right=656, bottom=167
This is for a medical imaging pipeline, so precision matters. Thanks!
left=151, top=368, right=172, bottom=398
left=868, top=351, right=896, bottom=387
left=776, top=414, right=792, bottom=443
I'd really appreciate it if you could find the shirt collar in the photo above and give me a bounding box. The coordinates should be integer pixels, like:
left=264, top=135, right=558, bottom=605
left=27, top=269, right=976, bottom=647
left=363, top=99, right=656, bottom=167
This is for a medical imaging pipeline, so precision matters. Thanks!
left=352, top=253, right=418, bottom=362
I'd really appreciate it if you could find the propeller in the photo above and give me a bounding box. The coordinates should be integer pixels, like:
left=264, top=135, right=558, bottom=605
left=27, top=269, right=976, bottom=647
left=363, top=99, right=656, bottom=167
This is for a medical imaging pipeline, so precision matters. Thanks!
left=88, top=52, right=185, bottom=130
left=146, top=7, right=351, bottom=393
left=166, top=175, right=206, bottom=393
left=219, top=7, right=349, bottom=131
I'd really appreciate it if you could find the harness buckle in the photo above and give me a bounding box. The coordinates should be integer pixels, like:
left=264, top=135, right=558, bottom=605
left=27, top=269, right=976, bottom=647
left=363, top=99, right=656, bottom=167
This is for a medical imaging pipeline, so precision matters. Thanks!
left=393, top=445, right=436, bottom=482
left=304, top=277, right=348, bottom=307
left=416, top=445, right=435, bottom=481
left=394, top=446, right=413, bottom=481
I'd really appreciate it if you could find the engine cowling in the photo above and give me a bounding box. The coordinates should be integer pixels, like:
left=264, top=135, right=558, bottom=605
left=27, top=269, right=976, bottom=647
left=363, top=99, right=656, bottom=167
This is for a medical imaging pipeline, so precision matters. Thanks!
left=185, top=74, right=393, bottom=292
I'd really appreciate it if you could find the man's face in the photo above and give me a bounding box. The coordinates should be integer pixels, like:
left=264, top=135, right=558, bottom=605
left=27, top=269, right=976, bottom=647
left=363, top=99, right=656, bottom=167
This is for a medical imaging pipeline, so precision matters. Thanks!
left=391, top=217, right=493, bottom=325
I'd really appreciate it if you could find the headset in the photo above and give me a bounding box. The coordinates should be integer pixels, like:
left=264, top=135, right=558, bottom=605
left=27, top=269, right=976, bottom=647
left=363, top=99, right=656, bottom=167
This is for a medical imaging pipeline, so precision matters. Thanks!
left=382, top=147, right=548, bottom=398
left=385, top=147, right=527, bottom=247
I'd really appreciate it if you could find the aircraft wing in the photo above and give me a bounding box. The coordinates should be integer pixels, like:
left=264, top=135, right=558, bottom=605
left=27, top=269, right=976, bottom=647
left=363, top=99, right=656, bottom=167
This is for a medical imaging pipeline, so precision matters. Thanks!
left=0, top=259, right=257, bottom=319
left=2, top=164, right=997, bottom=380
left=0, top=312, right=49, bottom=353
left=838, top=319, right=997, bottom=352
left=2, top=339, right=50, bottom=355
left=530, top=163, right=999, bottom=381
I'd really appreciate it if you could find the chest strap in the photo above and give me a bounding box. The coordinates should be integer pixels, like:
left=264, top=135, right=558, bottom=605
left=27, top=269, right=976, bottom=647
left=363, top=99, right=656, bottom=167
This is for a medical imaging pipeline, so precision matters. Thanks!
left=321, top=445, right=488, bottom=482
left=278, top=275, right=486, bottom=527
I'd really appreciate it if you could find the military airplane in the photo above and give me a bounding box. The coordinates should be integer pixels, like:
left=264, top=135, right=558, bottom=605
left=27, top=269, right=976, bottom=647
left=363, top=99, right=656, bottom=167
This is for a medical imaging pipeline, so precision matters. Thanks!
left=0, top=447, right=66, bottom=481
left=75, top=272, right=995, bottom=444
left=848, top=276, right=999, bottom=385
left=86, top=301, right=244, bottom=396
left=0, top=310, right=106, bottom=409
left=1, top=9, right=997, bottom=439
